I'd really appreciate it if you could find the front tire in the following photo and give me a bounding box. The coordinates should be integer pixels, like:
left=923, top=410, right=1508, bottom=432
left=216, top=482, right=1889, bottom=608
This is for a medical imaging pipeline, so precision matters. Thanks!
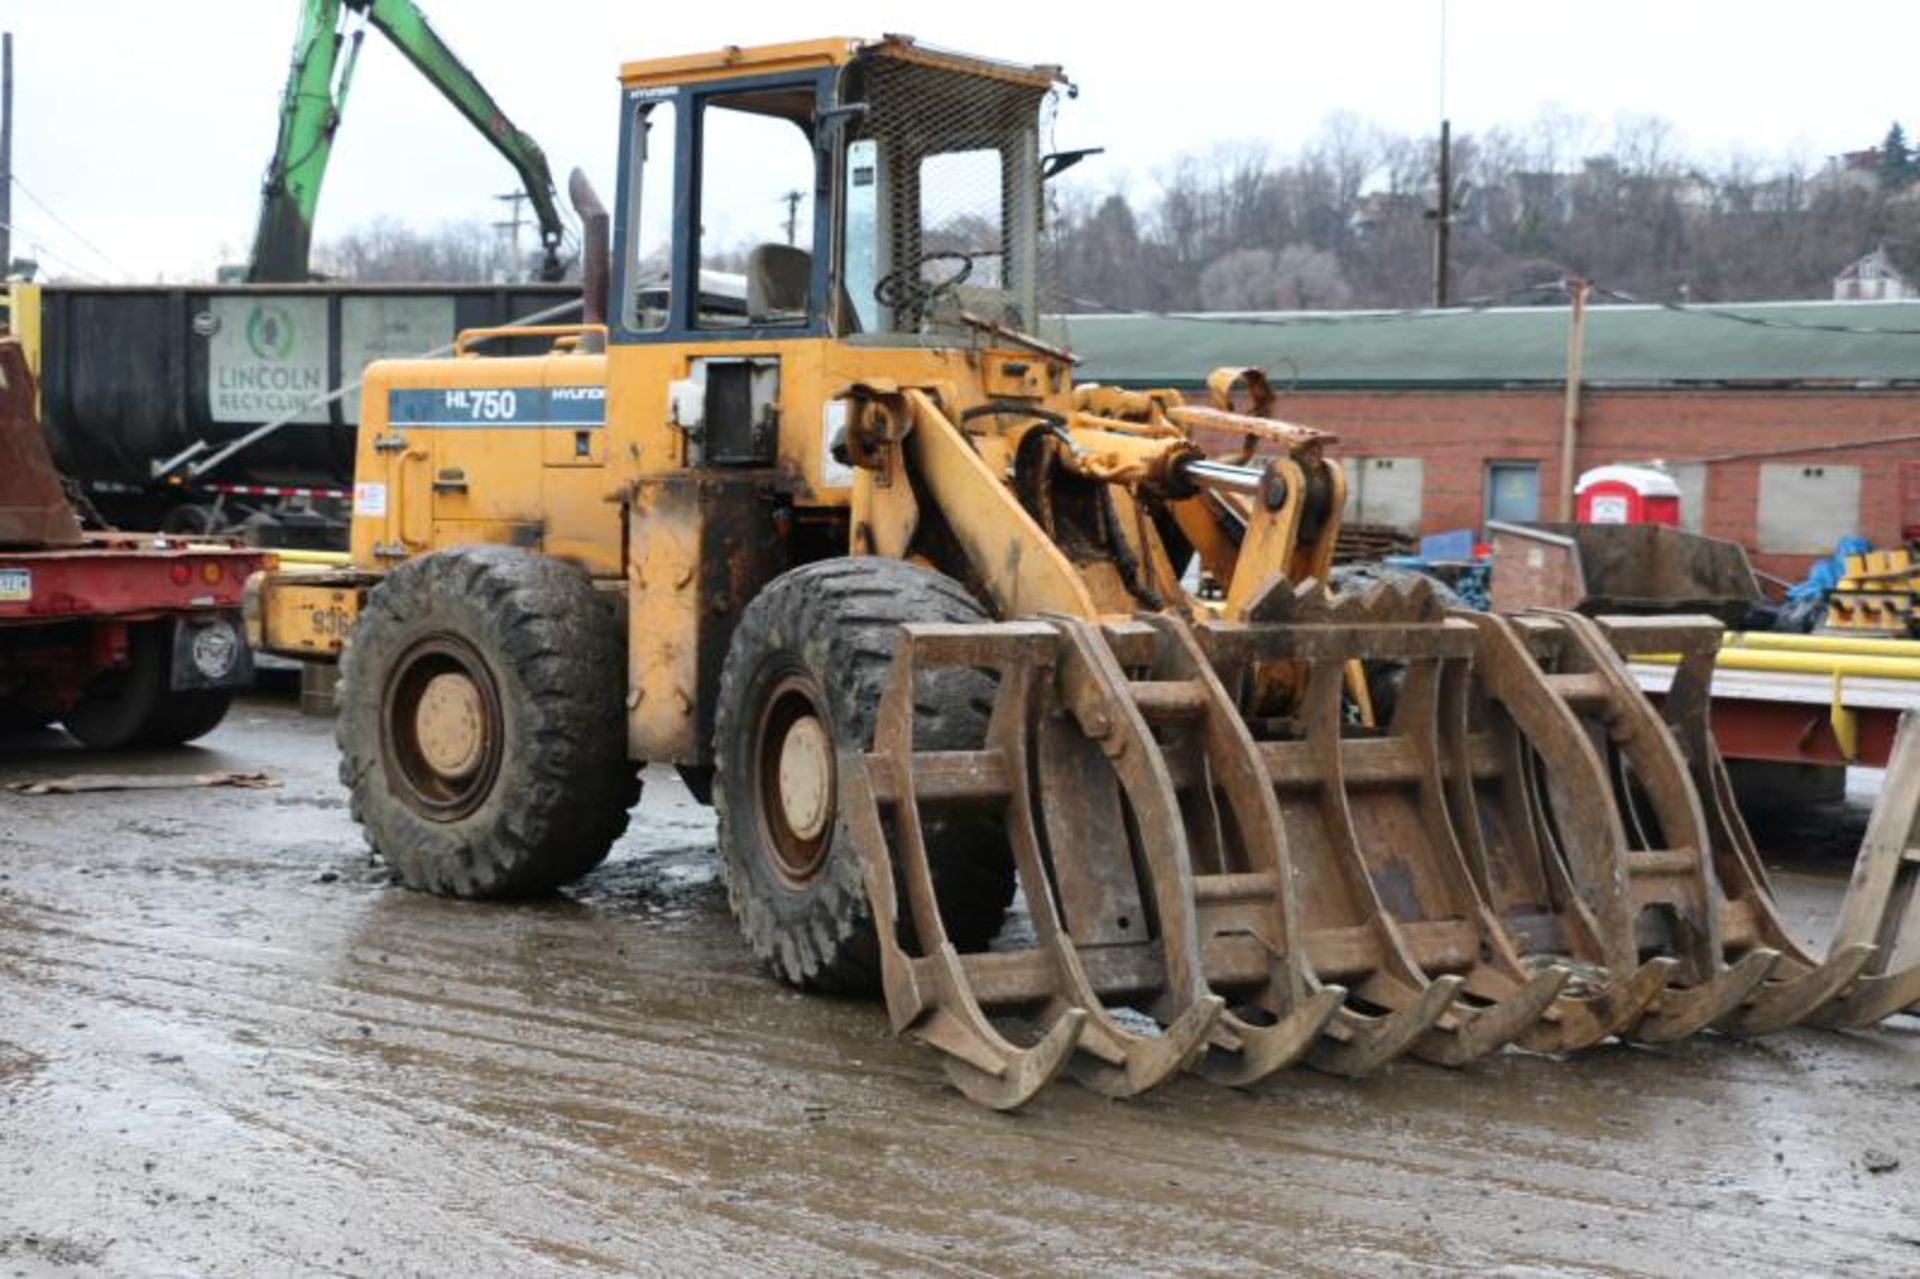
left=337, top=546, right=638, bottom=898
left=714, top=558, right=1016, bottom=991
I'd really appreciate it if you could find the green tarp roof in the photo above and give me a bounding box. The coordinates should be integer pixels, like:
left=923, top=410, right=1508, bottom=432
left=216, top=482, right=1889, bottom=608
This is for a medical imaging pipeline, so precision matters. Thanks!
left=1051, top=301, right=1920, bottom=389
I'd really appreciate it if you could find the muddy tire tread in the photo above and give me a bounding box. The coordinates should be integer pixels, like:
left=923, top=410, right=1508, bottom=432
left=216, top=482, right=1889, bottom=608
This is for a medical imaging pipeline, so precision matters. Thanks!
left=336, top=546, right=639, bottom=898
left=714, top=557, right=1014, bottom=992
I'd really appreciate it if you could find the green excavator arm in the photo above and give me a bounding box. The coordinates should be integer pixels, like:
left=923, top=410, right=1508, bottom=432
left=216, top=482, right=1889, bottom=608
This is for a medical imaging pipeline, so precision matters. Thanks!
left=247, top=0, right=566, bottom=283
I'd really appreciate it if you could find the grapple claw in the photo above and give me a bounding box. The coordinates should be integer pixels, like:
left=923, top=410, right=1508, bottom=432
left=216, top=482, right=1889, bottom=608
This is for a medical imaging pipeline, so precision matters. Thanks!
left=1194, top=986, right=1347, bottom=1087
left=939, top=1003, right=1088, bottom=1111
left=1631, top=948, right=1780, bottom=1044
left=1414, top=965, right=1573, bottom=1066
left=1307, top=975, right=1465, bottom=1078
left=1718, top=943, right=1876, bottom=1037
left=1517, top=957, right=1678, bottom=1054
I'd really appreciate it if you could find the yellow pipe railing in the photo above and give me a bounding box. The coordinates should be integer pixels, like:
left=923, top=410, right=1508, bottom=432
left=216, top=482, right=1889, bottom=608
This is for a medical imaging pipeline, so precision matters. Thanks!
left=1725, top=631, right=1920, bottom=660
left=1638, top=647, right=1920, bottom=682
left=269, top=549, right=351, bottom=566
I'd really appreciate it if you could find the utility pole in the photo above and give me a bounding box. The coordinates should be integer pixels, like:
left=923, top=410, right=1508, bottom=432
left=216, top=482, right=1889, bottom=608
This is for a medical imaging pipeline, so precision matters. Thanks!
left=1, top=32, right=12, bottom=278
left=780, top=190, right=803, bottom=246
left=1430, top=0, right=1450, bottom=309
left=1430, top=118, right=1451, bottom=309
left=1558, top=278, right=1591, bottom=521
left=492, top=189, right=527, bottom=281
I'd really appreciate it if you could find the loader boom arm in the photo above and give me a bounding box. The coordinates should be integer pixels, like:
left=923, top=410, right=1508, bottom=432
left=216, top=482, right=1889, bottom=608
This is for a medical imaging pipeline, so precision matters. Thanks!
left=247, top=0, right=566, bottom=283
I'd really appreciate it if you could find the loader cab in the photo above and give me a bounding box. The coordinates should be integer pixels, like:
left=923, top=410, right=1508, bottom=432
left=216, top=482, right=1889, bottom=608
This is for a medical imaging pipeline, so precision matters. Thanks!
left=612, top=37, right=1058, bottom=356
left=610, top=39, right=1068, bottom=767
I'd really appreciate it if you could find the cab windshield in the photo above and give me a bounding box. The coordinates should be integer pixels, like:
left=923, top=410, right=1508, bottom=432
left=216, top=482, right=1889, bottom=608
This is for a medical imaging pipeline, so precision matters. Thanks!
left=836, top=55, right=1048, bottom=342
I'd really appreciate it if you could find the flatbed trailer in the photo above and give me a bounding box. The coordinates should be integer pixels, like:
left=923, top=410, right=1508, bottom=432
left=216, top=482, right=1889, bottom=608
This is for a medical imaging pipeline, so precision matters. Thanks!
left=0, top=338, right=271, bottom=746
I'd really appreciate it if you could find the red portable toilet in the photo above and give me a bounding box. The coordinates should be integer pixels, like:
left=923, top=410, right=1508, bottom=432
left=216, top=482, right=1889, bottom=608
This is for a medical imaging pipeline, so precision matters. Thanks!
left=1576, top=464, right=1681, bottom=526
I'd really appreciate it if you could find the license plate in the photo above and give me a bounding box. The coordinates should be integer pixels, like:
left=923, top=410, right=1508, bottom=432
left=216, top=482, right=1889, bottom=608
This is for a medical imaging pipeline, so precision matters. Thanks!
left=0, top=568, right=28, bottom=602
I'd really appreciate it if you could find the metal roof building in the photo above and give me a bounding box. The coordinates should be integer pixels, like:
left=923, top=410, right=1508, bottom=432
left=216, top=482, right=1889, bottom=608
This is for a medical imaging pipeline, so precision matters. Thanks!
left=1051, top=301, right=1920, bottom=577
left=1057, top=301, right=1920, bottom=390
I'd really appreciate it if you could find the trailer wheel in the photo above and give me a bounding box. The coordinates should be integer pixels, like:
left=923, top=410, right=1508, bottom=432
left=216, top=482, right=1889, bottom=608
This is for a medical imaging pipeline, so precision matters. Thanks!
left=337, top=546, right=639, bottom=898
left=714, top=558, right=1016, bottom=992
left=143, top=688, right=235, bottom=746
left=62, top=623, right=173, bottom=749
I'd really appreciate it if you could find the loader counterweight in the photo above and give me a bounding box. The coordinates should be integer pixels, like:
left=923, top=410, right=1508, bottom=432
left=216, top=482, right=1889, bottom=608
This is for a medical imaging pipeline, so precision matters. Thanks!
left=245, top=34, right=1920, bottom=1109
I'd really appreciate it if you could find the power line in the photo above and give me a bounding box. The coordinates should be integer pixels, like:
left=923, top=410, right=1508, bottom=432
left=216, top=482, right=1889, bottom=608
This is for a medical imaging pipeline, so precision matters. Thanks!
left=0, top=216, right=112, bottom=283
left=9, top=173, right=133, bottom=280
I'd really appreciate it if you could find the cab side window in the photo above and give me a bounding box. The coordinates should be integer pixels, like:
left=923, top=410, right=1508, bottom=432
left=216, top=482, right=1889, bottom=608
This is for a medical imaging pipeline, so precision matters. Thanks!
left=622, top=99, right=676, bottom=333
left=696, top=92, right=817, bottom=329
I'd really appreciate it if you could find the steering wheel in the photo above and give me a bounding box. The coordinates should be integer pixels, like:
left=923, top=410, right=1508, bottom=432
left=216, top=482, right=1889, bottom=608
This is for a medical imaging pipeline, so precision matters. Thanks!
left=873, top=251, right=975, bottom=314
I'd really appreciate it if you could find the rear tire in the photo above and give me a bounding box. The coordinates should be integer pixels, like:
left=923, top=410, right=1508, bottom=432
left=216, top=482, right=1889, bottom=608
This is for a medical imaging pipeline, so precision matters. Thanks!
left=337, top=546, right=639, bottom=898
left=143, top=687, right=235, bottom=745
left=62, top=623, right=180, bottom=749
left=714, top=558, right=1016, bottom=992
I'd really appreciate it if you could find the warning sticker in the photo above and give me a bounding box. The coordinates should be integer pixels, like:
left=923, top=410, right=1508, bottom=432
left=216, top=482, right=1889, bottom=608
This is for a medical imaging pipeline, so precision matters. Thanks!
left=353, top=483, right=388, bottom=517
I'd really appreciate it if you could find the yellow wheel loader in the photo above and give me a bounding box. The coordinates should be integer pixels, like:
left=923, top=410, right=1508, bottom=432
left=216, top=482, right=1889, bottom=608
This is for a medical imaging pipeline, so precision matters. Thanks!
left=251, top=36, right=1920, bottom=1108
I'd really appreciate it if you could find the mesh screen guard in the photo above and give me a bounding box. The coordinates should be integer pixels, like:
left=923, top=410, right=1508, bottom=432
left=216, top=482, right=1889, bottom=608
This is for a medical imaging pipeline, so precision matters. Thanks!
left=840, top=54, right=1057, bottom=338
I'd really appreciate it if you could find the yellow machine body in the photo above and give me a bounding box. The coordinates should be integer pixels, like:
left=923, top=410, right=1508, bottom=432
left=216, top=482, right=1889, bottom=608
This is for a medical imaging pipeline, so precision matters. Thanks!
left=248, top=35, right=1920, bottom=1110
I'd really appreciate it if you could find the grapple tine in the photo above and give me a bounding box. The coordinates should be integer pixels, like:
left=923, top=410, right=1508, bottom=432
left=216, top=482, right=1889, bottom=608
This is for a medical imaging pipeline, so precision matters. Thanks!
left=1487, top=610, right=1826, bottom=1044
left=1434, top=638, right=1679, bottom=1052
left=1593, top=618, right=1920, bottom=1033
left=1045, top=614, right=1322, bottom=1087
left=1516, top=957, right=1678, bottom=1054
left=1811, top=709, right=1920, bottom=1027
left=840, top=621, right=1090, bottom=1109
left=1632, top=948, right=1779, bottom=1044
left=1307, top=976, right=1465, bottom=1077
left=841, top=755, right=1088, bottom=1108
left=990, top=622, right=1228, bottom=1097
left=1203, top=595, right=1567, bottom=1068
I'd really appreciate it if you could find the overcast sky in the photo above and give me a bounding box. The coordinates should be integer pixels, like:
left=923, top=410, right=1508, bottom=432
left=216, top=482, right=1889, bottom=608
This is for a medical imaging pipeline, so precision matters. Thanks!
left=7, top=1, right=1918, bottom=282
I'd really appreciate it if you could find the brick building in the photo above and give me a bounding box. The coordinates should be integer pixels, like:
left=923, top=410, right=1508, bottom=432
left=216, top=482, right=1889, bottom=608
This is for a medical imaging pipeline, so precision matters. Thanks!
left=1060, top=300, right=1920, bottom=579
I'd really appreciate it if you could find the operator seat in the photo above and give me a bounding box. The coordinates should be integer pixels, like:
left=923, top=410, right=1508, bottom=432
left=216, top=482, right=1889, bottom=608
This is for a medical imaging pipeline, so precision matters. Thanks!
left=746, top=243, right=811, bottom=323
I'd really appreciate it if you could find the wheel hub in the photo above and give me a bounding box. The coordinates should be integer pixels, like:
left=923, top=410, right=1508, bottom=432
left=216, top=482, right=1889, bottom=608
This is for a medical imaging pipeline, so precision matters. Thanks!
left=755, top=673, right=836, bottom=887
left=381, top=635, right=504, bottom=822
left=776, top=714, right=833, bottom=842
left=414, top=671, right=486, bottom=780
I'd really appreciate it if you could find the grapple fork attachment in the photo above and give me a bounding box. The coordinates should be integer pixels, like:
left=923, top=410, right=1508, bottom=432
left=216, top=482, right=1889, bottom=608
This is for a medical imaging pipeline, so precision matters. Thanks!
left=1498, top=611, right=1784, bottom=1040
left=844, top=619, right=1306, bottom=1107
left=1198, top=580, right=1570, bottom=1069
left=1433, top=643, right=1677, bottom=1052
left=1596, top=617, right=1920, bottom=1032
left=839, top=621, right=1085, bottom=1109
left=1816, top=710, right=1920, bottom=1027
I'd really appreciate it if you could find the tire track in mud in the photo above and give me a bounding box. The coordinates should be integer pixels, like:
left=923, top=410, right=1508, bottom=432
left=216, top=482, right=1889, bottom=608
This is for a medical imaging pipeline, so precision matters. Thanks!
left=6, top=871, right=1915, bottom=1278
left=1, top=704, right=1917, bottom=1276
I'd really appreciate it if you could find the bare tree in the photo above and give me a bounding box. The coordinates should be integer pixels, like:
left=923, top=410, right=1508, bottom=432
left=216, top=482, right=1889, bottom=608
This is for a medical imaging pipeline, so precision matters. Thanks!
left=1053, top=107, right=1916, bottom=312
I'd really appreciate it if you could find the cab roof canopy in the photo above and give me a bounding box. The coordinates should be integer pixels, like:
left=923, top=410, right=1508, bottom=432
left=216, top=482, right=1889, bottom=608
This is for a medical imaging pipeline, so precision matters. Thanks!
left=619, top=35, right=1063, bottom=91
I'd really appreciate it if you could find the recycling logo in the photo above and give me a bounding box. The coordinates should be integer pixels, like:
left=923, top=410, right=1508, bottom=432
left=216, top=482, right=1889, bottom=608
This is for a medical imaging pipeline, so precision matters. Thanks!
left=246, top=304, right=297, bottom=360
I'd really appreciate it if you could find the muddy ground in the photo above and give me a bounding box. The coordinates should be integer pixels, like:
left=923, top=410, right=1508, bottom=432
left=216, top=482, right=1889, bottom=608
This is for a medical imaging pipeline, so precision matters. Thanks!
left=0, top=692, right=1915, bottom=1278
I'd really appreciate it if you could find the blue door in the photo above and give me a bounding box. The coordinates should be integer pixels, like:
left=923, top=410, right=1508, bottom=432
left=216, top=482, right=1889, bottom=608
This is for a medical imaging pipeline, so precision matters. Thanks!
left=1484, top=462, right=1541, bottom=526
